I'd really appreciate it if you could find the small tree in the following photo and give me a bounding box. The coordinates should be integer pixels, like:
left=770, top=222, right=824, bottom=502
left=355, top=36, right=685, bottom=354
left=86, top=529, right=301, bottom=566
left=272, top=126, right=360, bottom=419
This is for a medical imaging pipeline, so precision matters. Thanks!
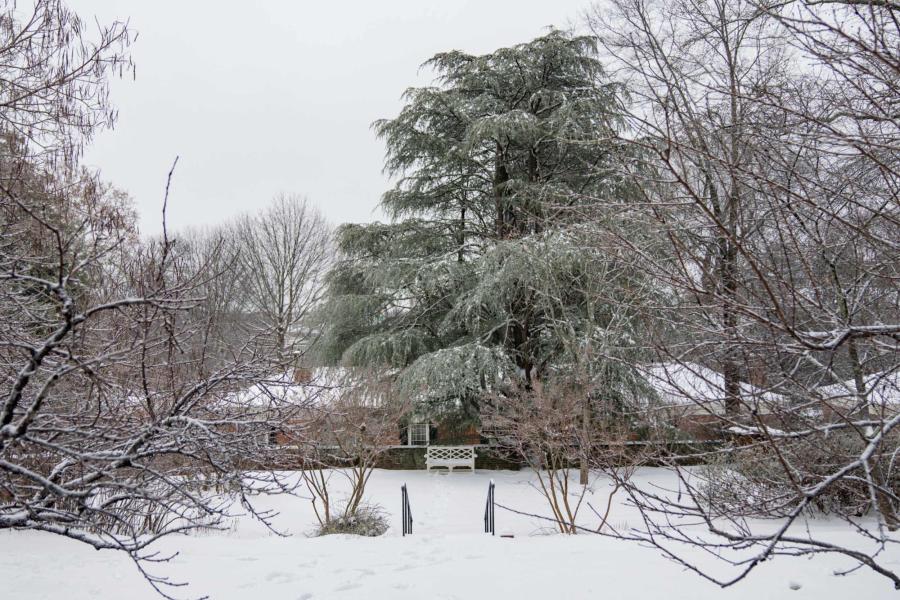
left=300, top=370, right=409, bottom=525
left=487, top=379, right=644, bottom=534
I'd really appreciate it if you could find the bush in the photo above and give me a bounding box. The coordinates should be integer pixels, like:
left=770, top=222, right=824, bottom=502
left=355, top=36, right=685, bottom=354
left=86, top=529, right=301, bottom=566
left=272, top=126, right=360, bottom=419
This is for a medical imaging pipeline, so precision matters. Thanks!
left=701, top=432, right=900, bottom=518
left=314, top=504, right=389, bottom=537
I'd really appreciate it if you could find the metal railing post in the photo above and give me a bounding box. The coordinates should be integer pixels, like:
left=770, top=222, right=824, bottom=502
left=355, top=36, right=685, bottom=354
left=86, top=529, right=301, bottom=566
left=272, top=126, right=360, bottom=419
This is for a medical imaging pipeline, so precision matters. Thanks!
left=484, top=479, right=495, bottom=535
left=401, top=484, right=413, bottom=536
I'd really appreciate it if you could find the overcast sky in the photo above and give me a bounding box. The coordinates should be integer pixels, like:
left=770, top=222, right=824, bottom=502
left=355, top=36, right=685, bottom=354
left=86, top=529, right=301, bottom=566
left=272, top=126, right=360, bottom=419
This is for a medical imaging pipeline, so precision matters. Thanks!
left=69, top=1, right=592, bottom=235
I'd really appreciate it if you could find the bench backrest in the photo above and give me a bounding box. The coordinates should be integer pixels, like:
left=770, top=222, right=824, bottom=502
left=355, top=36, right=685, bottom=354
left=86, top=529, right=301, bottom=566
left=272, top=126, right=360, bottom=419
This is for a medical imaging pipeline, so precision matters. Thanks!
left=425, top=445, right=475, bottom=460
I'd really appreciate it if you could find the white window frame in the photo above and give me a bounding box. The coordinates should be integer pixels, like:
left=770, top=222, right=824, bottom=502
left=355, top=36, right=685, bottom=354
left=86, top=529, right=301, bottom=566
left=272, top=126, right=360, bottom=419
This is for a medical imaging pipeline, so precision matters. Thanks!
left=407, top=422, right=430, bottom=446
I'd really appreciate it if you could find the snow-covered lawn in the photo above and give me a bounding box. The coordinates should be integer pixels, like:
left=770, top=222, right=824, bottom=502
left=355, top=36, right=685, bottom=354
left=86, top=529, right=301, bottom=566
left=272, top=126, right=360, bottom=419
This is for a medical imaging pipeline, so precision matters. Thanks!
left=2, top=468, right=895, bottom=599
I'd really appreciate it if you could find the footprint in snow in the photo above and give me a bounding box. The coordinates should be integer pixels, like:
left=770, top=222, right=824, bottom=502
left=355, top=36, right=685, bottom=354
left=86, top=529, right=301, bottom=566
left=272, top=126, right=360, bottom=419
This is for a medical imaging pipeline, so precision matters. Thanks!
left=334, top=582, right=362, bottom=592
left=265, top=571, right=295, bottom=584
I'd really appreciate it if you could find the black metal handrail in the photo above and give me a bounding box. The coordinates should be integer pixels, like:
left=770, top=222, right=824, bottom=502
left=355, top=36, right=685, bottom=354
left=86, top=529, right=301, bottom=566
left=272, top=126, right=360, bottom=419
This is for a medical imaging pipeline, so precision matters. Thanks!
left=401, top=483, right=413, bottom=536
left=484, top=479, right=495, bottom=535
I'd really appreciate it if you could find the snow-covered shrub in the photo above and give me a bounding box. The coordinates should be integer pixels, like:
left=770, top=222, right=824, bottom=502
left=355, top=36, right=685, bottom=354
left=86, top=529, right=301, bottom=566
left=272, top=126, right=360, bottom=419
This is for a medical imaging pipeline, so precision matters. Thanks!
left=314, top=504, right=389, bottom=537
left=74, top=480, right=229, bottom=536
left=702, top=433, right=900, bottom=518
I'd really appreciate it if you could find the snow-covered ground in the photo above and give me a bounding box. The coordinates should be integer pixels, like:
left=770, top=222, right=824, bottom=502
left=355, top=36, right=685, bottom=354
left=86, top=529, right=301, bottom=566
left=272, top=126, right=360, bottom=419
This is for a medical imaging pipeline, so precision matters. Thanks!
left=2, top=468, right=896, bottom=599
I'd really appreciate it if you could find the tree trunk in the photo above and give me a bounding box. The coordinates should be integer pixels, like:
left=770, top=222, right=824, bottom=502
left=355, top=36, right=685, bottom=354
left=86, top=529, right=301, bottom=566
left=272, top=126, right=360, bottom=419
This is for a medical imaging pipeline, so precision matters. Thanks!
left=494, top=143, right=512, bottom=239
left=707, top=169, right=741, bottom=418
left=580, top=393, right=590, bottom=485
left=835, top=264, right=900, bottom=531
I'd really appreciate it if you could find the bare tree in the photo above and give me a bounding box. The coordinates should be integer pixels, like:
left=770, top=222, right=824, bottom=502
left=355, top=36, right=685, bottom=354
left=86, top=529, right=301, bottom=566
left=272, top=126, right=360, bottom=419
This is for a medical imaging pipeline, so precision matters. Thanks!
left=169, top=224, right=251, bottom=369
left=298, top=369, right=408, bottom=525
left=234, top=194, right=332, bottom=363
left=0, top=0, right=132, bottom=166
left=487, top=379, right=645, bottom=534
left=0, top=4, right=322, bottom=594
left=585, top=0, right=900, bottom=589
left=489, top=382, right=589, bottom=534
left=0, top=164, right=320, bottom=596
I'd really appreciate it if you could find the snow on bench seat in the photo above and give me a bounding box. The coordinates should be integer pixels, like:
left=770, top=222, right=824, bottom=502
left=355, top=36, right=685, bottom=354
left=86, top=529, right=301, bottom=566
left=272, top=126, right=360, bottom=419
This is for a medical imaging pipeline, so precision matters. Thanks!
left=425, top=445, right=476, bottom=472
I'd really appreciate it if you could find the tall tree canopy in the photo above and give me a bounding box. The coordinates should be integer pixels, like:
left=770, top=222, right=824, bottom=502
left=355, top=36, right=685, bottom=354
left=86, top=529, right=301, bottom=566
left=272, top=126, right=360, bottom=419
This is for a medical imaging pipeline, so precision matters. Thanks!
left=320, top=30, right=640, bottom=417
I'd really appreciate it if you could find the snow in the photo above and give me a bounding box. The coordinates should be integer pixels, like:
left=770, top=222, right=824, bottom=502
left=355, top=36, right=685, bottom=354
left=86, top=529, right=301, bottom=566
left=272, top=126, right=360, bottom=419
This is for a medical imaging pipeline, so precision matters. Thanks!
left=725, top=425, right=785, bottom=437
left=816, top=370, right=900, bottom=410
left=1, top=468, right=895, bottom=599
left=225, top=368, right=359, bottom=409
left=642, top=362, right=780, bottom=414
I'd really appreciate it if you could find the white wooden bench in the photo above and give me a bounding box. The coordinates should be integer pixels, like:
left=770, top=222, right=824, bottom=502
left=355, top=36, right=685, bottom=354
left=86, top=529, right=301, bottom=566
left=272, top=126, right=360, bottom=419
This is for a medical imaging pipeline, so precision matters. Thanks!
left=425, top=445, right=476, bottom=472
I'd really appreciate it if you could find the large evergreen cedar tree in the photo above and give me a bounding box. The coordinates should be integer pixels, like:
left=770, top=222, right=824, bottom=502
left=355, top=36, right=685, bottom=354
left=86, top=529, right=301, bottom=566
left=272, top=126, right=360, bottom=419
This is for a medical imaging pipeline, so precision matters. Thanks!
left=320, top=31, right=645, bottom=419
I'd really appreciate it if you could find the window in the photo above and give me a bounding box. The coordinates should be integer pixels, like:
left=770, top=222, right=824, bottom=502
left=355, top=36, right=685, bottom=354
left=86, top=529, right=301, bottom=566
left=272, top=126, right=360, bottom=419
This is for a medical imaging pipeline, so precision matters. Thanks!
left=408, top=422, right=429, bottom=446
